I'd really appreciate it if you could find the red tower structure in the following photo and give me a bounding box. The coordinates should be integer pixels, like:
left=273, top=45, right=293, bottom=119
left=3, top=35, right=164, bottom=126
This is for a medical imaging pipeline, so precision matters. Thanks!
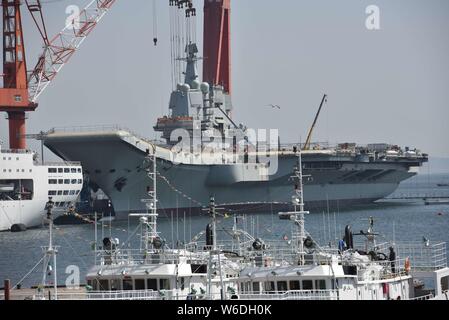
left=0, top=0, right=115, bottom=150
left=203, top=0, right=231, bottom=95
left=0, top=0, right=36, bottom=150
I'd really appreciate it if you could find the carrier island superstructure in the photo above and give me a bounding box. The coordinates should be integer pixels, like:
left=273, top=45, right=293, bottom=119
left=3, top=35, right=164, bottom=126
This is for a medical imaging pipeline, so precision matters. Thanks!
left=43, top=0, right=428, bottom=220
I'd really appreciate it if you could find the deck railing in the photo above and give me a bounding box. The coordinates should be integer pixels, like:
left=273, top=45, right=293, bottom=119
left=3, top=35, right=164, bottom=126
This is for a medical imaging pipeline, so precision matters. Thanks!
left=396, top=242, right=447, bottom=271
left=239, top=290, right=338, bottom=301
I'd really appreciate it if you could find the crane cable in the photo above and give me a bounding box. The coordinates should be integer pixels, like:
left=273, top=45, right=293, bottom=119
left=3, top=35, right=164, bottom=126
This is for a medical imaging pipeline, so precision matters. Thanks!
left=152, top=0, right=158, bottom=46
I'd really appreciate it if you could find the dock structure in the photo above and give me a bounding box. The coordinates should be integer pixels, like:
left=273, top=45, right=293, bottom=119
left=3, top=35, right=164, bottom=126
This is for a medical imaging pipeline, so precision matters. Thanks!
left=1, top=287, right=87, bottom=301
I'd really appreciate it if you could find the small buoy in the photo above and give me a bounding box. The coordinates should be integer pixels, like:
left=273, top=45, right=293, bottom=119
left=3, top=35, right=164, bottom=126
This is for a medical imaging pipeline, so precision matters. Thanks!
left=10, top=224, right=27, bottom=232
left=437, top=212, right=443, bottom=216
left=153, top=38, right=158, bottom=46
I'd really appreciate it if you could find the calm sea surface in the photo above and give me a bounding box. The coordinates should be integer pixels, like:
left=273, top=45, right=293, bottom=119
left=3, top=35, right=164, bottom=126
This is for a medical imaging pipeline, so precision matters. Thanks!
left=1, top=173, right=449, bottom=288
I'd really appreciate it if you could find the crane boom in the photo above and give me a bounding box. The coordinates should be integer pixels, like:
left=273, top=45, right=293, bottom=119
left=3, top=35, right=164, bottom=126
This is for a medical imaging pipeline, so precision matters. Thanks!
left=1, top=0, right=116, bottom=149
left=304, top=94, right=328, bottom=151
left=27, top=0, right=116, bottom=103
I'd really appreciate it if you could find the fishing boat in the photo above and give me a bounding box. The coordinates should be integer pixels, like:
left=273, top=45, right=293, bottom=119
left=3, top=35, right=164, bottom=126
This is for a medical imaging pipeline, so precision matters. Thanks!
left=3, top=154, right=448, bottom=301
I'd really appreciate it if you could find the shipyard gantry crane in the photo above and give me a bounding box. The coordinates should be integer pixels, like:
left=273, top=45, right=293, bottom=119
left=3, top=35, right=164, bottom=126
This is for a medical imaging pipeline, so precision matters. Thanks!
left=0, top=0, right=115, bottom=150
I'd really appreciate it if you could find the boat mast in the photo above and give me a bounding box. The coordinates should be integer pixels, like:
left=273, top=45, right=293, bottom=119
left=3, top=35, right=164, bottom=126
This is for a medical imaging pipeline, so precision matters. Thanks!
left=139, top=149, right=159, bottom=252
left=279, top=151, right=310, bottom=266
left=41, top=197, right=58, bottom=300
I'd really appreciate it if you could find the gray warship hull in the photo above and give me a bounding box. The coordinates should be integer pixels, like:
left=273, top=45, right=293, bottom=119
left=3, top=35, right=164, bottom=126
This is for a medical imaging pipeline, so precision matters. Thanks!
left=44, top=128, right=426, bottom=220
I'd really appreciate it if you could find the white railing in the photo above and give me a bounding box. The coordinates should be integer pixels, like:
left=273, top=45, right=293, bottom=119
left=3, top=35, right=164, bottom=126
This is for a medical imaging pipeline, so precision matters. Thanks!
left=411, top=294, right=434, bottom=301
left=50, top=124, right=125, bottom=134
left=0, top=149, right=33, bottom=154
left=40, top=161, right=82, bottom=167
left=396, top=242, right=447, bottom=271
left=56, top=290, right=215, bottom=301
left=96, top=249, right=211, bottom=267
left=49, top=125, right=162, bottom=147
left=238, top=290, right=338, bottom=301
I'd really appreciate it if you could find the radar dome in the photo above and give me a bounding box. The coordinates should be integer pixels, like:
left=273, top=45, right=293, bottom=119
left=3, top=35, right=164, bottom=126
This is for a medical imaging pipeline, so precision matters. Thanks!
left=181, top=83, right=191, bottom=92
left=200, top=82, right=210, bottom=94
left=191, top=80, right=200, bottom=90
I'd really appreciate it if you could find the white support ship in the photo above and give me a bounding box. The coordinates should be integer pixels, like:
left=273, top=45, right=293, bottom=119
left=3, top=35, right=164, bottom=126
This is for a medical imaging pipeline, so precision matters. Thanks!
left=0, top=142, right=84, bottom=231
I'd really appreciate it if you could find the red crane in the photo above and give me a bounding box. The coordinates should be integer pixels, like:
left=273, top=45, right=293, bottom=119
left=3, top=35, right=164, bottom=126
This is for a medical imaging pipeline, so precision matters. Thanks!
left=0, top=0, right=115, bottom=150
left=203, top=0, right=231, bottom=96
left=0, top=0, right=36, bottom=150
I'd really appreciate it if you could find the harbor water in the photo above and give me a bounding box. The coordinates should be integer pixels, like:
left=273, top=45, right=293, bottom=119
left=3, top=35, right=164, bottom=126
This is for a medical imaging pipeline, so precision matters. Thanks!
left=1, top=173, right=448, bottom=289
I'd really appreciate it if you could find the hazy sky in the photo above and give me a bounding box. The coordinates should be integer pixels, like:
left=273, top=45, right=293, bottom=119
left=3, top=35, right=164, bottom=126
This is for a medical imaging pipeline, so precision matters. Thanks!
left=1, top=0, right=448, bottom=159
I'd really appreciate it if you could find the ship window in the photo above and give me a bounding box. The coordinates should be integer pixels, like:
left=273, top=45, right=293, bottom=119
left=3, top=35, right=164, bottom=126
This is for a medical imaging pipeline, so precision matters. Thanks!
left=21, top=169, right=24, bottom=173
left=135, top=279, right=145, bottom=290
left=63, top=190, right=69, bottom=195
left=76, top=190, right=80, bottom=195
left=302, top=280, right=313, bottom=290
left=277, top=281, right=288, bottom=293
left=315, top=280, right=326, bottom=290
left=441, top=276, right=449, bottom=292
left=147, top=279, right=157, bottom=291
left=160, top=279, right=170, bottom=290
left=64, top=180, right=70, bottom=184
left=78, top=179, right=83, bottom=184
left=69, top=190, right=76, bottom=195
left=110, top=279, right=121, bottom=291
left=2, top=169, right=5, bottom=172
left=71, top=168, right=77, bottom=173
left=48, top=191, right=57, bottom=196
left=58, top=179, right=63, bottom=184
left=48, top=168, right=57, bottom=173
left=71, top=179, right=77, bottom=184
left=58, top=168, right=63, bottom=173
left=252, top=282, right=260, bottom=293
left=264, top=281, right=275, bottom=293
left=191, top=265, right=207, bottom=274
left=77, top=168, right=82, bottom=173
left=57, top=191, right=63, bottom=196
left=180, top=277, right=185, bottom=291
left=64, top=168, right=70, bottom=173
left=123, top=279, right=133, bottom=291
left=92, top=279, right=99, bottom=291
left=99, top=280, right=109, bottom=291
left=289, top=281, right=300, bottom=290
left=0, top=179, right=34, bottom=201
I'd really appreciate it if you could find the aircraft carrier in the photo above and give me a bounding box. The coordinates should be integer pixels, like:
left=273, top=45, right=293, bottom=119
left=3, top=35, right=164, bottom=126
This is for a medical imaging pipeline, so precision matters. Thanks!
left=43, top=0, right=428, bottom=219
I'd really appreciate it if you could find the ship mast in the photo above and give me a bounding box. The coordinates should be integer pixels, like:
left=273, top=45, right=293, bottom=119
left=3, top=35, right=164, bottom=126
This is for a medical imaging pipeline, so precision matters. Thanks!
left=41, top=197, right=58, bottom=300
left=279, top=151, right=310, bottom=266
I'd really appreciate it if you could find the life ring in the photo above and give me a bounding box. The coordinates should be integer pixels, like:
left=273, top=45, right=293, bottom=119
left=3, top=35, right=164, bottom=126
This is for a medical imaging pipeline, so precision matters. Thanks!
left=404, top=257, right=411, bottom=274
